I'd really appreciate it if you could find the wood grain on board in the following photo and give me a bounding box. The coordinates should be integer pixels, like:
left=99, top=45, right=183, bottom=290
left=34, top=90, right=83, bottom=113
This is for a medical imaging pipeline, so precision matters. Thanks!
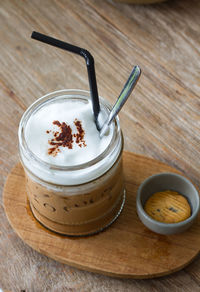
left=3, top=152, right=200, bottom=279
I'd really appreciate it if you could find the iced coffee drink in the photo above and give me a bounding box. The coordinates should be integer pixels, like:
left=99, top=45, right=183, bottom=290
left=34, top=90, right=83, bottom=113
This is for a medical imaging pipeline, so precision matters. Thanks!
left=18, top=89, right=125, bottom=236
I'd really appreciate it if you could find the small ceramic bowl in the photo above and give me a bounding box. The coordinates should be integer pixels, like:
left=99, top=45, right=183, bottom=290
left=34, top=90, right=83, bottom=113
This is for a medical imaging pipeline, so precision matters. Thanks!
left=136, top=173, right=199, bottom=235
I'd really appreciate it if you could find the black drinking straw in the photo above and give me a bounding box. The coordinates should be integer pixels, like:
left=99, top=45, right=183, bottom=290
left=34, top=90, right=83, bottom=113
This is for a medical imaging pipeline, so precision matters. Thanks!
left=31, top=31, right=100, bottom=129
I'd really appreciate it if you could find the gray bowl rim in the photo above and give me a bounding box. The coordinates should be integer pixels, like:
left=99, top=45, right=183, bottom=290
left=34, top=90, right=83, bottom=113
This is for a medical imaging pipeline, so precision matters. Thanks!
left=137, top=172, right=200, bottom=228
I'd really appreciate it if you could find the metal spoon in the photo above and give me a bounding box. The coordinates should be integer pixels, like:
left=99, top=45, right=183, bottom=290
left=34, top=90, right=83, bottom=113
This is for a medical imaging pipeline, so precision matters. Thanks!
left=99, top=65, right=141, bottom=138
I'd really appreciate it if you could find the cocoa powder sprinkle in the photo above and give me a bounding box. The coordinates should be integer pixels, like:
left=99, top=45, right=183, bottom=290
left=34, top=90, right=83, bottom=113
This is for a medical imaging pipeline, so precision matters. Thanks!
left=74, top=119, right=86, bottom=147
left=47, top=119, right=86, bottom=156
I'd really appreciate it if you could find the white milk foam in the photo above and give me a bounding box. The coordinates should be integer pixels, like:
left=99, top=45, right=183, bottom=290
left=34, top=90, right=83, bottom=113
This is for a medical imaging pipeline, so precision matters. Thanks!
left=20, top=93, right=121, bottom=186
left=25, top=99, right=112, bottom=166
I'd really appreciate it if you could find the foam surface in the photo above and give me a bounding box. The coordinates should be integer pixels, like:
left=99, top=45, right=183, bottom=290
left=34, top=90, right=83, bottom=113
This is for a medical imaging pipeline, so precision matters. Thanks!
left=19, top=92, right=122, bottom=185
left=25, top=99, right=112, bottom=166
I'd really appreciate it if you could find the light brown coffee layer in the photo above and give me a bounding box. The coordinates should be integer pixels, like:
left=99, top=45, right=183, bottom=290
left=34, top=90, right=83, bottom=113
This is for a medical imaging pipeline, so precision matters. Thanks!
left=25, top=158, right=125, bottom=235
left=30, top=192, right=125, bottom=235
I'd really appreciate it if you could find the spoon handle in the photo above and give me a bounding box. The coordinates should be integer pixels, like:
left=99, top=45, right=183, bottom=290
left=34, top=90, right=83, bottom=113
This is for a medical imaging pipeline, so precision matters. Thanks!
left=100, top=65, right=141, bottom=137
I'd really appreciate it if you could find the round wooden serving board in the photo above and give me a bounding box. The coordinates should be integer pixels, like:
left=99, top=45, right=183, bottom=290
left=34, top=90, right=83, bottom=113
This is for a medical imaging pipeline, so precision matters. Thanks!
left=3, top=152, right=200, bottom=279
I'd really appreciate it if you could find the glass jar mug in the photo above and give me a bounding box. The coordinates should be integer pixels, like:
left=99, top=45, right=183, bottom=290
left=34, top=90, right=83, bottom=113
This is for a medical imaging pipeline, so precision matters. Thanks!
left=18, top=90, right=125, bottom=236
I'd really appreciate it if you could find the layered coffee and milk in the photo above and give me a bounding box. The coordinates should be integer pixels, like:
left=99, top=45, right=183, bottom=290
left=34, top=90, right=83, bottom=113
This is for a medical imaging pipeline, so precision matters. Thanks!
left=19, top=90, right=125, bottom=235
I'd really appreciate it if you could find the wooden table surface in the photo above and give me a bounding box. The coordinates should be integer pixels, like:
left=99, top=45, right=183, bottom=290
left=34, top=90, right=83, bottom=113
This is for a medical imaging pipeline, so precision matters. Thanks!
left=0, top=0, right=199, bottom=291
